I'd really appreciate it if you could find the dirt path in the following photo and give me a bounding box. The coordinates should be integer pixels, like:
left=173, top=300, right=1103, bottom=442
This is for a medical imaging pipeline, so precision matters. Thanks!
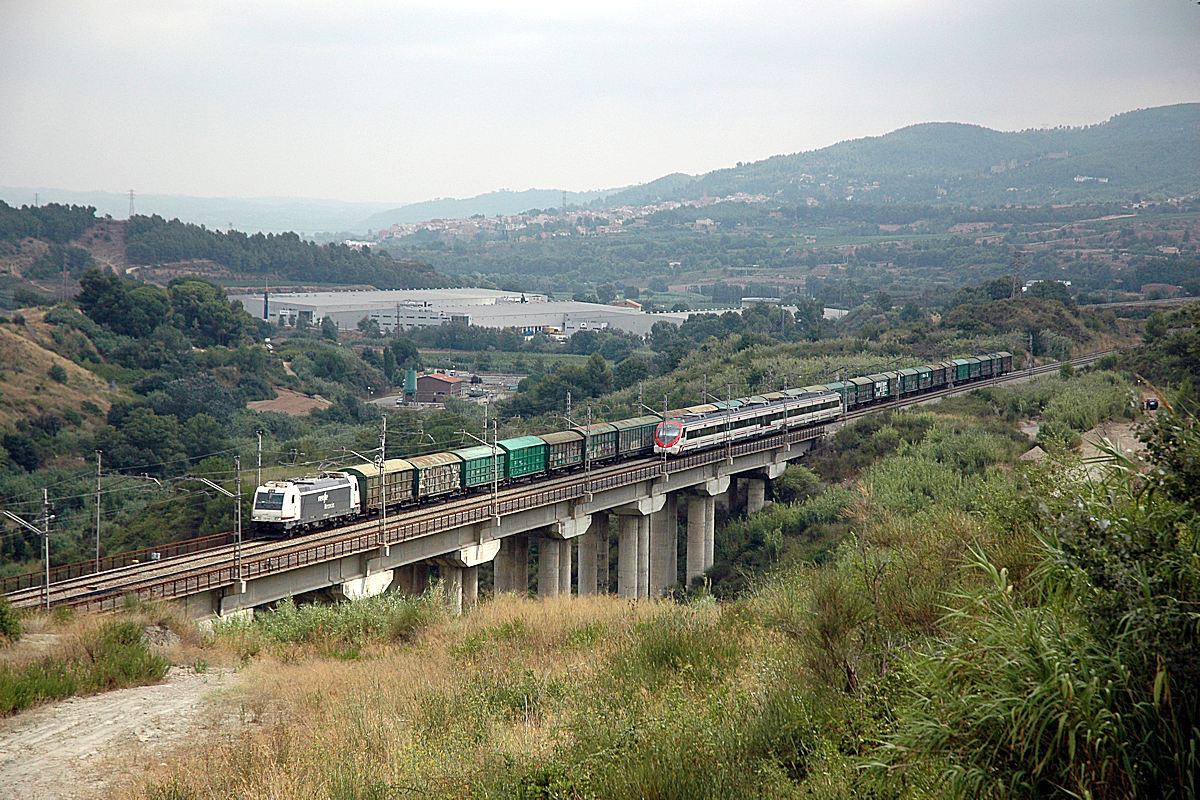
left=0, top=667, right=234, bottom=800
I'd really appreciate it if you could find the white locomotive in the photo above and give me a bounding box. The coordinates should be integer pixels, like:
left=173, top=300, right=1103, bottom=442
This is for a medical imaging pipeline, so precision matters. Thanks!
left=251, top=472, right=361, bottom=536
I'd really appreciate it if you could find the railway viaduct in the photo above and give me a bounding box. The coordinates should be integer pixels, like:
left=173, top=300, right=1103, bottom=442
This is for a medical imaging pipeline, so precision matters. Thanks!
left=188, top=424, right=820, bottom=618
left=3, top=350, right=1115, bottom=619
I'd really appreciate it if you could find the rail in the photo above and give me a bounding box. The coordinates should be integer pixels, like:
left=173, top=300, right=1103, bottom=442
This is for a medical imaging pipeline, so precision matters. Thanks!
left=0, top=531, right=237, bottom=594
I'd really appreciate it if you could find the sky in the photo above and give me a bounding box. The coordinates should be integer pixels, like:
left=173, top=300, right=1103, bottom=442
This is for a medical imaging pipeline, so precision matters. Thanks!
left=2, top=0, right=1197, bottom=206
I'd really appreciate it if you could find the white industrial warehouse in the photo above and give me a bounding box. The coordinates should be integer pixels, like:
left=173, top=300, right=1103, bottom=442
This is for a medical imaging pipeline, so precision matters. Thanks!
left=227, top=288, right=696, bottom=336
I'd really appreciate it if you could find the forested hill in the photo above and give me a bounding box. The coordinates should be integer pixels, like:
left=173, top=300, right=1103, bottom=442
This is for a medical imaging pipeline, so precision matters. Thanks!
left=604, top=103, right=1200, bottom=207
left=0, top=202, right=454, bottom=293
left=123, top=214, right=454, bottom=288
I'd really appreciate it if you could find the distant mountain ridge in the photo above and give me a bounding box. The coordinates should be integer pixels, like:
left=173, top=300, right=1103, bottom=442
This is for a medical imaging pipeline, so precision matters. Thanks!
left=605, top=103, right=1199, bottom=207
left=4, top=104, right=1194, bottom=235
left=359, top=188, right=615, bottom=231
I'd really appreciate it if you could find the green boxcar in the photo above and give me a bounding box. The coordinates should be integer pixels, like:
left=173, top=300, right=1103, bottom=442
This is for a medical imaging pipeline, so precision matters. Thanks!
left=850, top=376, right=875, bottom=405
left=612, top=416, right=661, bottom=457
left=866, top=374, right=891, bottom=401
left=978, top=354, right=995, bottom=378
left=344, top=458, right=415, bottom=512
left=952, top=358, right=971, bottom=383
left=497, top=436, right=548, bottom=479
left=451, top=445, right=506, bottom=489
left=997, top=351, right=1013, bottom=373
left=408, top=452, right=462, bottom=499
left=967, top=357, right=982, bottom=379
left=573, top=423, right=618, bottom=462
left=916, top=366, right=933, bottom=391
left=540, top=430, right=584, bottom=470
left=899, top=367, right=920, bottom=394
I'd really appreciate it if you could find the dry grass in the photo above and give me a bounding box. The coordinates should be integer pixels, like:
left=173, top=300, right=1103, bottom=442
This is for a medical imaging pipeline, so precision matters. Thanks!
left=0, top=309, right=116, bottom=427
left=113, top=595, right=676, bottom=800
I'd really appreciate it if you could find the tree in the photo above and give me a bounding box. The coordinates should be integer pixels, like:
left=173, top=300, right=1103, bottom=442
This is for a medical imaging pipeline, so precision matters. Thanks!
left=1026, top=280, right=1073, bottom=307
left=168, top=278, right=254, bottom=347
left=181, top=413, right=227, bottom=461
left=321, top=316, right=339, bottom=342
left=390, top=337, right=419, bottom=369
left=357, top=316, right=382, bottom=337
left=613, top=357, right=649, bottom=389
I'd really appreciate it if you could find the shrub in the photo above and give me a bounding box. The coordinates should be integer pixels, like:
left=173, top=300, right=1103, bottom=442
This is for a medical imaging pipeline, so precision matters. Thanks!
left=220, top=591, right=446, bottom=651
left=0, top=597, right=20, bottom=641
left=0, top=617, right=169, bottom=717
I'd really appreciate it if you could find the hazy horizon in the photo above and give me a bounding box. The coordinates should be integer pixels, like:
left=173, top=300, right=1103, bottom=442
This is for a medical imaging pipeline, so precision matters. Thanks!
left=3, top=2, right=1197, bottom=206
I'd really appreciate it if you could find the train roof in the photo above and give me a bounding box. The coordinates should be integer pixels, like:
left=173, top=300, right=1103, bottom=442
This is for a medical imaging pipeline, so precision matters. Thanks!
left=497, top=435, right=546, bottom=451
left=572, top=422, right=617, bottom=435
left=539, top=430, right=583, bottom=445
left=612, top=415, right=661, bottom=430
left=286, top=473, right=357, bottom=490
left=342, top=459, right=413, bottom=477
left=451, top=445, right=502, bottom=461
left=406, top=452, right=460, bottom=469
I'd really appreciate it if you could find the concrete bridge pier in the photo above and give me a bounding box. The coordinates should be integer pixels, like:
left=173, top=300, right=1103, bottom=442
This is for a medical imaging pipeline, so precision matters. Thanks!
left=437, top=539, right=500, bottom=613
left=558, top=538, right=572, bottom=597
left=508, top=535, right=529, bottom=596
left=463, top=566, right=479, bottom=610
left=615, top=495, right=664, bottom=599
left=617, top=514, right=639, bottom=599
left=649, top=494, right=678, bottom=596
left=336, top=565, right=394, bottom=601
left=685, top=495, right=706, bottom=586
left=577, top=518, right=599, bottom=595
left=598, top=517, right=610, bottom=592
left=636, top=516, right=650, bottom=598
left=539, top=535, right=561, bottom=598
left=443, top=565, right=463, bottom=614
left=493, top=538, right=515, bottom=594
left=746, top=478, right=767, bottom=514
left=390, top=563, right=431, bottom=596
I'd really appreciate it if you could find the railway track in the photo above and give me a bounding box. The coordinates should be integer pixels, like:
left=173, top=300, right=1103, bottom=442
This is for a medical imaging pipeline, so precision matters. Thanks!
left=4, top=350, right=1119, bottom=611
left=6, top=451, right=671, bottom=610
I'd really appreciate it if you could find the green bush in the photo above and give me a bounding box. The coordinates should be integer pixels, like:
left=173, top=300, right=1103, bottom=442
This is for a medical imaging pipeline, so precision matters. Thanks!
left=0, top=597, right=20, bottom=641
left=607, top=608, right=741, bottom=691
left=0, top=618, right=168, bottom=717
left=220, top=591, right=446, bottom=650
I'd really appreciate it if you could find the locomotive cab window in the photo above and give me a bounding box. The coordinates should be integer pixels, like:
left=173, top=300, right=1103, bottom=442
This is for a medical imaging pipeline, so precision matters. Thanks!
left=254, top=490, right=286, bottom=510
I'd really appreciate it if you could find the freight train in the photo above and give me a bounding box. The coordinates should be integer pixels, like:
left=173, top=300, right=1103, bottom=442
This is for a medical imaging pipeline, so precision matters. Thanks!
left=250, top=351, right=1012, bottom=535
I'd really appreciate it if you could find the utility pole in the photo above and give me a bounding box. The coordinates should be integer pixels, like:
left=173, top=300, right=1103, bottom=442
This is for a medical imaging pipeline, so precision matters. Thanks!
left=726, top=385, right=733, bottom=463
left=128, top=189, right=135, bottom=218
left=94, top=451, right=102, bottom=572
left=1, top=503, right=51, bottom=610
left=379, top=414, right=388, bottom=550
left=42, top=490, right=51, bottom=610
left=234, top=457, right=242, bottom=582
left=491, top=419, right=499, bottom=524
left=1011, top=250, right=1023, bottom=299
left=255, top=430, right=263, bottom=489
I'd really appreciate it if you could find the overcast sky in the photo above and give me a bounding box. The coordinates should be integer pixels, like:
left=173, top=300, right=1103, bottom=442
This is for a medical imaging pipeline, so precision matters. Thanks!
left=2, top=0, right=1196, bottom=205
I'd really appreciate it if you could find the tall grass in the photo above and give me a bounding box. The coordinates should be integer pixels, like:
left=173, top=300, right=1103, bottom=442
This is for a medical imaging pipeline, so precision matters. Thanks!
left=0, top=618, right=170, bottom=716
left=213, top=590, right=448, bottom=660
